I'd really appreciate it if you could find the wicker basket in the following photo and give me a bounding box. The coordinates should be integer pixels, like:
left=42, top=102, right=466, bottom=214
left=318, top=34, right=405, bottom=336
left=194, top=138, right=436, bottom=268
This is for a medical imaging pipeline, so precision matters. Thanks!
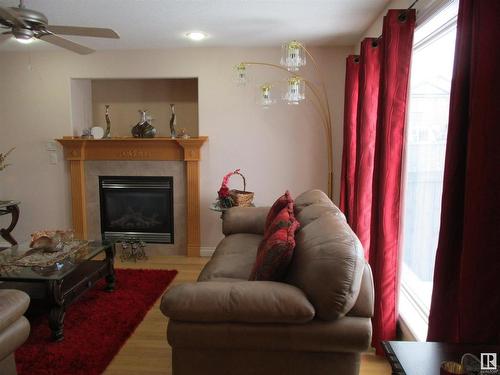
left=228, top=171, right=254, bottom=207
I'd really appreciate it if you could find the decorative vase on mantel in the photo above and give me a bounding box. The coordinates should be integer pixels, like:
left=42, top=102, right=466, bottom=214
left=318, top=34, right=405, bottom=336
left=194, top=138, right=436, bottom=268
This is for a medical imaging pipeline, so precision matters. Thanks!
left=169, top=103, right=177, bottom=139
left=131, top=110, right=157, bottom=138
left=103, top=104, right=112, bottom=138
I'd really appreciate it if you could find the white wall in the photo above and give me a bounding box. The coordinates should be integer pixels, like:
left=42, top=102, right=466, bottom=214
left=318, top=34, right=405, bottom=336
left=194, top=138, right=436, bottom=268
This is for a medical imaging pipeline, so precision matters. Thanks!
left=0, top=46, right=351, bottom=249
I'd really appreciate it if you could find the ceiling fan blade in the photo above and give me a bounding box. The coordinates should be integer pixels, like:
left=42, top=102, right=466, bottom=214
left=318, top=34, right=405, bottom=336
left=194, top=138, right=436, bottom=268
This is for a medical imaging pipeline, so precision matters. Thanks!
left=46, top=25, right=119, bottom=39
left=0, top=6, right=28, bottom=27
left=39, top=33, right=94, bottom=55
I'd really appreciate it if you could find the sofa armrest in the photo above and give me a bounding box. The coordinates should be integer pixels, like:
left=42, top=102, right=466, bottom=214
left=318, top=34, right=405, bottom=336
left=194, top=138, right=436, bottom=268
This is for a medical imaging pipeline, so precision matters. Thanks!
left=161, top=281, right=315, bottom=324
left=0, top=290, right=30, bottom=333
left=222, top=207, right=270, bottom=236
left=347, top=262, right=374, bottom=318
left=0, top=290, right=30, bottom=362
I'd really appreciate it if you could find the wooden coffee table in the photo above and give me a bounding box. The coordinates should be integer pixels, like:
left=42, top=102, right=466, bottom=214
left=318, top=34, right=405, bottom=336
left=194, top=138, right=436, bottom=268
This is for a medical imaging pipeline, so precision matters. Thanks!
left=0, top=240, right=115, bottom=341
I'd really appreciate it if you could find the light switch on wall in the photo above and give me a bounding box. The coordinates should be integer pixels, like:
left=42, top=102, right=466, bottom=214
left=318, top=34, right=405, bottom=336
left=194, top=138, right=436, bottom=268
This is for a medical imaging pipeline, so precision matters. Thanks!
left=49, top=151, right=58, bottom=165
left=46, top=141, right=57, bottom=151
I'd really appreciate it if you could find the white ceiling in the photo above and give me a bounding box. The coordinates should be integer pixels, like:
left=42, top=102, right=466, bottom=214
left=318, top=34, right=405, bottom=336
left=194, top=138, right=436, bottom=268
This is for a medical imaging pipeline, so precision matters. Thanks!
left=0, top=0, right=389, bottom=52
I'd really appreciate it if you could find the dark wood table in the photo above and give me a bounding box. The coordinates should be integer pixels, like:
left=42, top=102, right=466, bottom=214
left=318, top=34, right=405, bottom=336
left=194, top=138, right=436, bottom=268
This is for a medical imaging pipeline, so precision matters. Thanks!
left=382, top=341, right=500, bottom=375
left=0, top=200, right=20, bottom=246
left=0, top=240, right=115, bottom=341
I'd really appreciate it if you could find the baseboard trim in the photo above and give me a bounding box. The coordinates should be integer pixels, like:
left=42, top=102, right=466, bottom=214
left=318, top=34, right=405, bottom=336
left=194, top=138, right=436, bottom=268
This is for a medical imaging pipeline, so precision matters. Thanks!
left=200, top=247, right=216, bottom=257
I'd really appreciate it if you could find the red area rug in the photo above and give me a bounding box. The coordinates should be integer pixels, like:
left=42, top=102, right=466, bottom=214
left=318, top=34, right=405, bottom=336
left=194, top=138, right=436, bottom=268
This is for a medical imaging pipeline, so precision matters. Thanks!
left=16, top=268, right=177, bottom=375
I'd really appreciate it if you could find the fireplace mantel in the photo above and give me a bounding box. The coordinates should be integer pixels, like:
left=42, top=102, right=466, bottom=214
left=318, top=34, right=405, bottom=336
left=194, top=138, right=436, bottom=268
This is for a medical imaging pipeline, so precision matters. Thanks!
left=57, top=137, right=208, bottom=257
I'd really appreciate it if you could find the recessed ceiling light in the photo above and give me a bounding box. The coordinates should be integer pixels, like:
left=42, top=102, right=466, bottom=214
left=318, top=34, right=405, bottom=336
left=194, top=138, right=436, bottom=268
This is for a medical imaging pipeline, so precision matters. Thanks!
left=185, top=32, right=207, bottom=41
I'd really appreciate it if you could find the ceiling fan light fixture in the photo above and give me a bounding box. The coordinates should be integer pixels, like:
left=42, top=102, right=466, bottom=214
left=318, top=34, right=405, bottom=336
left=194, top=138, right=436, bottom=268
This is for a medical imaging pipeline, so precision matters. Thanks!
left=13, top=27, right=34, bottom=44
left=15, top=36, right=33, bottom=44
left=0, top=2, right=119, bottom=54
left=185, top=31, right=207, bottom=41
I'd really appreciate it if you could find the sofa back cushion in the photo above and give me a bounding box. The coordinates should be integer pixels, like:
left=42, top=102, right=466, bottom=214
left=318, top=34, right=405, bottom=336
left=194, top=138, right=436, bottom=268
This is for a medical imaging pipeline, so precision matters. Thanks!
left=250, top=203, right=300, bottom=281
left=287, top=190, right=365, bottom=321
left=294, top=189, right=335, bottom=214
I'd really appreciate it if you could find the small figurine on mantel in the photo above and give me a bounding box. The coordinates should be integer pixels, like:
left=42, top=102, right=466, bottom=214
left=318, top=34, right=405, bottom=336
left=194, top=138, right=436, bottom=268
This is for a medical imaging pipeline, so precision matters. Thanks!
left=103, top=104, right=112, bottom=138
left=178, top=128, right=190, bottom=139
left=169, top=103, right=177, bottom=139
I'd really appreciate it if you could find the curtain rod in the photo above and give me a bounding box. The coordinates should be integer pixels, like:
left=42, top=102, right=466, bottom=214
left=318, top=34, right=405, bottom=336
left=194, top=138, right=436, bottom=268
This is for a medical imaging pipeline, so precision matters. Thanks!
left=352, top=0, right=420, bottom=61
left=408, top=0, right=420, bottom=9
left=374, top=0, right=420, bottom=42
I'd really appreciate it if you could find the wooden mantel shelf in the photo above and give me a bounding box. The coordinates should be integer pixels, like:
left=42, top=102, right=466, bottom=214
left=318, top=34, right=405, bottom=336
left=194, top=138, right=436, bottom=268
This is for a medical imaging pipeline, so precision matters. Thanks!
left=57, top=136, right=208, bottom=162
left=57, top=136, right=208, bottom=257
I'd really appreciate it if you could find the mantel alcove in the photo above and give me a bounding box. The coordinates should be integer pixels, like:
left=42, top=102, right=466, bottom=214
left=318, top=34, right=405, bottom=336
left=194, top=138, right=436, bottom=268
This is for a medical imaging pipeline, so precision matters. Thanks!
left=57, top=136, right=208, bottom=257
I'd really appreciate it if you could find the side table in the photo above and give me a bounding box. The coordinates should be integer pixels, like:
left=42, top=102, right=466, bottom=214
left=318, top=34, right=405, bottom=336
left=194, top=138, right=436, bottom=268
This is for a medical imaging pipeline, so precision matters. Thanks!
left=0, top=200, right=20, bottom=246
left=209, top=203, right=256, bottom=219
left=382, top=341, right=500, bottom=375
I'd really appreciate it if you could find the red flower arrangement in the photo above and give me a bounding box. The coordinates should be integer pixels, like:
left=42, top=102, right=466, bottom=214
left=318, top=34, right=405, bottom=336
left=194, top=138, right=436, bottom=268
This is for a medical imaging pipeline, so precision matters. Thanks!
left=217, top=169, right=241, bottom=208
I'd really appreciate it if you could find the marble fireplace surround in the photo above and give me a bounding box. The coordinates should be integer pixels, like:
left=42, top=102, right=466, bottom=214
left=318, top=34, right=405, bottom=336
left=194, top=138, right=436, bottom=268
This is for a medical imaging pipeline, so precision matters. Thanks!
left=57, top=137, right=208, bottom=257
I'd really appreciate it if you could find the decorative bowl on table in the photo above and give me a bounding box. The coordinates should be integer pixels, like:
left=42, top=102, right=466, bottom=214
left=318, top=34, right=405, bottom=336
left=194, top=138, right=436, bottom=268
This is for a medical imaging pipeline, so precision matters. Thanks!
left=30, top=230, right=75, bottom=252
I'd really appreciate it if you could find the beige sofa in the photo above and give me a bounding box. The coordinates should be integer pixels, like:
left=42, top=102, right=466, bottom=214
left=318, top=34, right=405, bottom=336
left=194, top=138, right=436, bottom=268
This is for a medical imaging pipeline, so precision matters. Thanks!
left=0, top=290, right=30, bottom=375
left=161, top=190, right=374, bottom=375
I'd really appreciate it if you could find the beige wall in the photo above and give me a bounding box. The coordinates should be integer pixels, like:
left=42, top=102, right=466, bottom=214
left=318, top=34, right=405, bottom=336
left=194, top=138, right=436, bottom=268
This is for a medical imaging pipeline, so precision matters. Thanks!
left=0, top=46, right=352, bottom=249
left=91, top=78, right=198, bottom=137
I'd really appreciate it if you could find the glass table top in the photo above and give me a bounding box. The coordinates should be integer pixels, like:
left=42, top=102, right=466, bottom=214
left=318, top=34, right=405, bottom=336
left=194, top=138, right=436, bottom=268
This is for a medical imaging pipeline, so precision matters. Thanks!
left=0, top=240, right=111, bottom=281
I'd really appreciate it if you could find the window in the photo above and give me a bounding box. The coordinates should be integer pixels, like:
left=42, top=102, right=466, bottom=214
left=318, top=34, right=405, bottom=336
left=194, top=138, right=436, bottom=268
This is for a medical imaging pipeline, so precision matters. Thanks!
left=399, top=0, right=458, bottom=341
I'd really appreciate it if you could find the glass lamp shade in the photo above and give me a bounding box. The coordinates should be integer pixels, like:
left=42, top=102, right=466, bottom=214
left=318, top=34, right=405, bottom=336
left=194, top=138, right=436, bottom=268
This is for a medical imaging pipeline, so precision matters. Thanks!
left=233, top=63, right=248, bottom=86
left=257, top=84, right=276, bottom=108
left=280, top=40, right=306, bottom=71
left=283, top=76, right=305, bottom=104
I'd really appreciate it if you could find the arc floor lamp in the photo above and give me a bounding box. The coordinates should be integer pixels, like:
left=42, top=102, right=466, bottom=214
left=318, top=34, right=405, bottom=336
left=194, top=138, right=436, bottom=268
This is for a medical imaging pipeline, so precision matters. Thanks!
left=234, top=41, right=334, bottom=198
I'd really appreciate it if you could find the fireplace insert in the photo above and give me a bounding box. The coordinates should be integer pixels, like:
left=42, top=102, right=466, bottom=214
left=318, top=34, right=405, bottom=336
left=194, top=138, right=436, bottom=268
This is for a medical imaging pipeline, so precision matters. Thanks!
left=99, top=176, right=173, bottom=243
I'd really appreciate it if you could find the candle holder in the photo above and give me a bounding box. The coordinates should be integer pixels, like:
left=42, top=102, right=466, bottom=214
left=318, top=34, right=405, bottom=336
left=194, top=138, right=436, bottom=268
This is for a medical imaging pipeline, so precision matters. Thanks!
left=117, top=238, right=148, bottom=262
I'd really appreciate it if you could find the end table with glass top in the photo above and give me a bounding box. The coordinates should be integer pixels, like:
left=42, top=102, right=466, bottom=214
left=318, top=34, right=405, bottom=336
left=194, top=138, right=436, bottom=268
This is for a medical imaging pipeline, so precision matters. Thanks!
left=382, top=341, right=500, bottom=375
left=0, top=200, right=20, bottom=246
left=0, top=240, right=115, bottom=341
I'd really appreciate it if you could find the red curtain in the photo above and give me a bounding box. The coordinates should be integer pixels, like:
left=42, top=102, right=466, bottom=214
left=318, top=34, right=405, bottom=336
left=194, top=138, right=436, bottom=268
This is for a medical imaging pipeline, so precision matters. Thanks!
left=340, top=9, right=415, bottom=355
left=369, top=9, right=415, bottom=355
left=339, top=55, right=360, bottom=226
left=427, top=0, right=500, bottom=344
left=352, top=38, right=382, bottom=259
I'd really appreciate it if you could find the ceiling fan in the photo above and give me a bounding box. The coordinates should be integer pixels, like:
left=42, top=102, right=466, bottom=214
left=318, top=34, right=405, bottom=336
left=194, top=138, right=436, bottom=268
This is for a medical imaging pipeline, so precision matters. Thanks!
left=0, top=0, right=119, bottom=54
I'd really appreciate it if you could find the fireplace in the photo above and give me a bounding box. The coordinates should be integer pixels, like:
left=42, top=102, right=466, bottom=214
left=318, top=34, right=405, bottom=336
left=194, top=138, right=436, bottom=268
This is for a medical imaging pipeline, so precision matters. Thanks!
left=99, top=176, right=174, bottom=243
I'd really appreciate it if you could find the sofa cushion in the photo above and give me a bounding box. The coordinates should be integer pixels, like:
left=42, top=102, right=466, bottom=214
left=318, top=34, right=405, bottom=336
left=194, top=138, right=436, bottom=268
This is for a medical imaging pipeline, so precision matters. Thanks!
left=161, top=281, right=315, bottom=324
left=264, top=190, right=293, bottom=230
left=286, top=210, right=365, bottom=321
left=167, top=316, right=372, bottom=353
left=250, top=204, right=300, bottom=281
left=198, top=233, right=262, bottom=281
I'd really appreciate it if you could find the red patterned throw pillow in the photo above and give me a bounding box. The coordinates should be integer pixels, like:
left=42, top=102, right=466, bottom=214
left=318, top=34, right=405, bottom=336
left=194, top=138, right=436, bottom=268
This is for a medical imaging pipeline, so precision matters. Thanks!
left=250, top=202, right=300, bottom=281
left=264, top=190, right=293, bottom=230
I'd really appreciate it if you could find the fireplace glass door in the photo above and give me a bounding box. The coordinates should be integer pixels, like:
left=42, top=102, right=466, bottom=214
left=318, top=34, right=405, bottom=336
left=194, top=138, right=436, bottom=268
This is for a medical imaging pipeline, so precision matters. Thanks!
left=99, top=176, right=173, bottom=243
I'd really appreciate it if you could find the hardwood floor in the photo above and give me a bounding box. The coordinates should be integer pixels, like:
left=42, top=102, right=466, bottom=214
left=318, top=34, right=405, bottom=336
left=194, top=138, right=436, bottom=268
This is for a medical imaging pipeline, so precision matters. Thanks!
left=103, top=255, right=391, bottom=375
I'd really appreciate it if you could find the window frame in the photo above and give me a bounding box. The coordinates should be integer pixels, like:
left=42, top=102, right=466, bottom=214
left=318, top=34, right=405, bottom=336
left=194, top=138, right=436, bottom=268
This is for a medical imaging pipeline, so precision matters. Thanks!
left=398, top=0, right=458, bottom=342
